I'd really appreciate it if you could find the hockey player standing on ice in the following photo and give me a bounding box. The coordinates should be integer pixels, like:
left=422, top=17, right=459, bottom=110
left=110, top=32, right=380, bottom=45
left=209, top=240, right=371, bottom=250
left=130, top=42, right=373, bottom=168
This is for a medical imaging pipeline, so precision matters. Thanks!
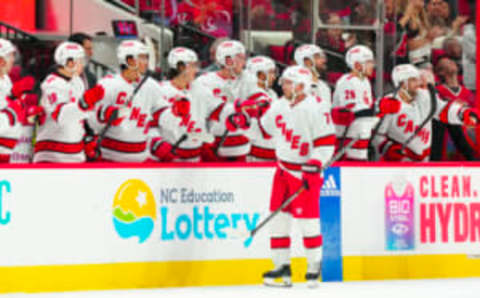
left=148, top=47, right=202, bottom=162
left=372, top=64, right=480, bottom=162
left=294, top=44, right=331, bottom=110
left=191, top=40, right=251, bottom=162
left=33, top=42, right=102, bottom=163
left=257, top=65, right=336, bottom=287
left=241, top=56, right=278, bottom=162
left=91, top=40, right=176, bottom=162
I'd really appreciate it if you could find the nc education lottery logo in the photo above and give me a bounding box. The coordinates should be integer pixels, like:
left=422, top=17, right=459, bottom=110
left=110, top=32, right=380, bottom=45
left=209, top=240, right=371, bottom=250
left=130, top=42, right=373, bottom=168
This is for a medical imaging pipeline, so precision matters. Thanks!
left=112, top=179, right=156, bottom=243
left=112, top=179, right=260, bottom=244
left=384, top=178, right=415, bottom=251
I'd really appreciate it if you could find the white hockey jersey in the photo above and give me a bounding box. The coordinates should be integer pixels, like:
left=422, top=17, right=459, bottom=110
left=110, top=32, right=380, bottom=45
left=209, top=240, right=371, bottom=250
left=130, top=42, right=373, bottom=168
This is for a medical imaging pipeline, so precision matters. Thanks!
left=94, top=74, right=170, bottom=162
left=311, top=79, right=332, bottom=112
left=191, top=71, right=249, bottom=158
left=33, top=72, right=88, bottom=163
left=0, top=75, right=12, bottom=109
left=332, top=73, right=376, bottom=160
left=150, top=80, right=203, bottom=162
left=244, top=85, right=278, bottom=162
left=260, top=95, right=336, bottom=178
left=372, top=88, right=465, bottom=161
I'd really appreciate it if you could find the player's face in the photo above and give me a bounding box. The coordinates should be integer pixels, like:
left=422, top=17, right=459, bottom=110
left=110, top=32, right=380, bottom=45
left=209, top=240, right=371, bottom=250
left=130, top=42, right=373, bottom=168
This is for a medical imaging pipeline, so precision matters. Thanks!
left=267, top=68, right=277, bottom=88
left=74, top=58, right=85, bottom=76
left=137, top=54, right=149, bottom=75
left=363, top=60, right=375, bottom=77
left=407, top=77, right=421, bottom=96
left=4, top=52, right=14, bottom=74
left=313, top=53, right=327, bottom=73
left=233, top=53, right=246, bottom=75
left=281, top=79, right=294, bottom=99
left=184, top=61, right=199, bottom=82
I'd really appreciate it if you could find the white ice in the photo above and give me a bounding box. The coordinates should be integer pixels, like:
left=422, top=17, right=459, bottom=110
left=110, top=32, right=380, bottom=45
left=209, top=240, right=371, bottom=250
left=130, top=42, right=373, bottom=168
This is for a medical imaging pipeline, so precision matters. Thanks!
left=5, top=278, right=480, bottom=298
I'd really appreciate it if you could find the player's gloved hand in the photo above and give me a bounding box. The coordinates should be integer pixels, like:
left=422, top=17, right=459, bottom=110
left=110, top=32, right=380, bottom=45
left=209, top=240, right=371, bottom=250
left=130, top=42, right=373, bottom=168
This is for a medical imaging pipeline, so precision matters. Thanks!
left=24, top=105, right=45, bottom=126
left=301, top=159, right=324, bottom=190
left=172, top=97, right=190, bottom=118
left=104, top=106, right=129, bottom=126
left=81, top=85, right=105, bottom=110
left=383, top=143, right=404, bottom=161
left=331, top=107, right=355, bottom=125
left=378, top=97, right=401, bottom=117
left=151, top=138, right=175, bottom=162
left=84, top=135, right=100, bottom=161
left=11, top=76, right=35, bottom=98
left=225, top=112, right=250, bottom=132
left=461, top=108, right=479, bottom=127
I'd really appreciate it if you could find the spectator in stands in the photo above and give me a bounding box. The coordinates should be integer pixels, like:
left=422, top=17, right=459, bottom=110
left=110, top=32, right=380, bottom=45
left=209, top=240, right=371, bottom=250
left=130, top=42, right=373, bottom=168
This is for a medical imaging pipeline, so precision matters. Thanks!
left=431, top=57, right=476, bottom=161
left=462, top=22, right=476, bottom=94
left=397, top=0, right=441, bottom=68
left=441, top=37, right=463, bottom=72
left=68, top=32, right=96, bottom=89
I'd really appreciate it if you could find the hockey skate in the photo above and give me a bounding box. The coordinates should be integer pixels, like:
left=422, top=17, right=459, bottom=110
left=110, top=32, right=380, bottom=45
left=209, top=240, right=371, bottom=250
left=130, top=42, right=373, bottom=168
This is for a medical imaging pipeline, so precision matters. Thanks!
left=263, top=264, right=292, bottom=287
left=305, top=261, right=322, bottom=288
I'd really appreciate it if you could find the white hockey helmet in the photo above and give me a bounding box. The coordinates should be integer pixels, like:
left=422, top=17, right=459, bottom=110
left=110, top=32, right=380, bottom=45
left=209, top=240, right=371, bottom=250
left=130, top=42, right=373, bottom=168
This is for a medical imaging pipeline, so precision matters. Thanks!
left=116, top=40, right=148, bottom=66
left=294, top=44, right=325, bottom=67
left=167, top=47, right=198, bottom=69
left=279, top=65, right=312, bottom=92
left=246, top=56, right=276, bottom=77
left=54, top=41, right=85, bottom=66
left=345, top=45, right=374, bottom=69
left=0, top=38, right=16, bottom=59
left=392, top=64, right=421, bottom=88
left=215, top=40, right=246, bottom=66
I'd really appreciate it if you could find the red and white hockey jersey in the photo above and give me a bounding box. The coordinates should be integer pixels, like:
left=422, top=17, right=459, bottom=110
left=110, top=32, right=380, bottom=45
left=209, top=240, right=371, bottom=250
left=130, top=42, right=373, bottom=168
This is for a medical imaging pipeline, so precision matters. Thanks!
left=151, top=80, right=203, bottom=162
left=372, top=88, right=465, bottom=161
left=311, top=79, right=332, bottom=111
left=244, top=86, right=278, bottom=162
left=33, top=72, right=88, bottom=163
left=332, top=73, right=376, bottom=160
left=260, top=95, right=336, bottom=178
left=191, top=71, right=249, bottom=158
left=94, top=74, right=170, bottom=162
left=436, top=84, right=475, bottom=106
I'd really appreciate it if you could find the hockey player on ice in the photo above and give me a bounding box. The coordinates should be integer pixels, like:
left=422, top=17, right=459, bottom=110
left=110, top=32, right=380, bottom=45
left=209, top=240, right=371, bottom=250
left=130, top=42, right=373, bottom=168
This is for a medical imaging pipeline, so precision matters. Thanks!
left=33, top=42, right=102, bottom=163
left=372, top=64, right=480, bottom=162
left=148, top=47, right=202, bottom=162
left=255, top=65, right=336, bottom=287
left=242, top=56, right=278, bottom=162
left=293, top=44, right=331, bottom=111
left=191, top=40, right=251, bottom=161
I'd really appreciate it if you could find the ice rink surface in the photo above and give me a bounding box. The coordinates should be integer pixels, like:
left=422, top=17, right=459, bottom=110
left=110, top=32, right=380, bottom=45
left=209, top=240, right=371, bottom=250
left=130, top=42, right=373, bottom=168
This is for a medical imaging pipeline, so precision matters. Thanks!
left=5, top=278, right=480, bottom=298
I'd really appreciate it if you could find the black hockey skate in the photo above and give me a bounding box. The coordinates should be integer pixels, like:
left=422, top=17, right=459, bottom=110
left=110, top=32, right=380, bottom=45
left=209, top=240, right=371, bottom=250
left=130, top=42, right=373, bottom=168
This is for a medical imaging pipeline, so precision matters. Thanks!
left=263, top=264, right=292, bottom=287
left=305, top=261, right=322, bottom=288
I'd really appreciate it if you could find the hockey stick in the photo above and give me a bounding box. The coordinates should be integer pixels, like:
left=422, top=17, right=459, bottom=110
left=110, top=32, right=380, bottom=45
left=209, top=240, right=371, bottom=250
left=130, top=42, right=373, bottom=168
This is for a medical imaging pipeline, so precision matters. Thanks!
left=93, top=72, right=151, bottom=159
left=241, top=140, right=356, bottom=248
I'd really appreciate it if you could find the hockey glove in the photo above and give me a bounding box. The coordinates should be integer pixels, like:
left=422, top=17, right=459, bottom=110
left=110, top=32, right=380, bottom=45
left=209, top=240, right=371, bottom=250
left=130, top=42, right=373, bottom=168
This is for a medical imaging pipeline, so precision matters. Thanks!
left=104, top=106, right=129, bottom=126
left=331, top=107, right=355, bottom=126
left=378, top=97, right=401, bottom=117
left=81, top=85, right=105, bottom=110
left=225, top=112, right=250, bottom=132
left=151, top=138, right=175, bottom=162
left=301, top=159, right=323, bottom=191
left=11, top=76, right=35, bottom=98
left=461, top=108, right=479, bottom=127
left=84, top=135, right=100, bottom=161
left=383, top=142, right=404, bottom=161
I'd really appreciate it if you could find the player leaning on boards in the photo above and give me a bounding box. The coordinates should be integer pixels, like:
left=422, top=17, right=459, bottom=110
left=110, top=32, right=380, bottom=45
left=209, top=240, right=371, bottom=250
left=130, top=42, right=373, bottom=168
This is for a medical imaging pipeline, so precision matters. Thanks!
left=33, top=42, right=101, bottom=163
left=148, top=47, right=202, bottom=162
left=372, top=64, right=480, bottom=161
left=249, top=65, right=335, bottom=287
left=332, top=45, right=400, bottom=161
left=87, top=40, right=182, bottom=163
left=241, top=55, right=278, bottom=162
